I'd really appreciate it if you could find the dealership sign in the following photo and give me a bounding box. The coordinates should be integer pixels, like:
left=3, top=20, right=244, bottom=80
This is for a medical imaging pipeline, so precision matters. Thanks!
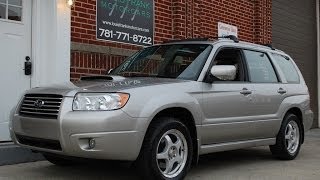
left=218, top=22, right=238, bottom=37
left=96, top=0, right=154, bottom=46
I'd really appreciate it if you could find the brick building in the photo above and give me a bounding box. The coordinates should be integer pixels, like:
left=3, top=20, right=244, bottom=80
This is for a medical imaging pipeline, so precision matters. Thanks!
left=0, top=0, right=319, bottom=142
left=69, top=0, right=319, bottom=128
left=70, top=0, right=272, bottom=81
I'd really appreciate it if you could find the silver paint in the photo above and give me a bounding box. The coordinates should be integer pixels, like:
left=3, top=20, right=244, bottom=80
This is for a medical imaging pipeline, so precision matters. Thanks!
left=10, top=39, right=313, bottom=164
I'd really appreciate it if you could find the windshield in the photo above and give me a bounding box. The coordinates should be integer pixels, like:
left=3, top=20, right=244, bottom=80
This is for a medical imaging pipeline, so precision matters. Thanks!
left=110, top=44, right=212, bottom=80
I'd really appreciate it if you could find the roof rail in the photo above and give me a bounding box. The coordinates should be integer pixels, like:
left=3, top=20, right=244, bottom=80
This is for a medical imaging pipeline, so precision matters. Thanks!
left=164, top=38, right=209, bottom=43
left=262, top=43, right=275, bottom=50
left=213, top=35, right=239, bottom=43
left=162, top=35, right=239, bottom=43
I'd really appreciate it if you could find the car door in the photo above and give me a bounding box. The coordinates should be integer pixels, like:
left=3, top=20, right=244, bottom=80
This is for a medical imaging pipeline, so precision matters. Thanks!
left=242, top=49, right=285, bottom=139
left=199, top=47, right=258, bottom=145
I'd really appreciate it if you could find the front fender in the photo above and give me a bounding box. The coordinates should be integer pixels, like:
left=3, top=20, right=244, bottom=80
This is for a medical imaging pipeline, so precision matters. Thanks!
left=121, top=88, right=203, bottom=146
left=142, top=97, right=202, bottom=126
left=124, top=92, right=203, bottom=125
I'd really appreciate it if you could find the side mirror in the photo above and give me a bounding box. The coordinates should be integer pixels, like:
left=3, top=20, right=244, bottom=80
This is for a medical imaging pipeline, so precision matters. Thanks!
left=210, top=65, right=237, bottom=81
left=107, top=69, right=114, bottom=74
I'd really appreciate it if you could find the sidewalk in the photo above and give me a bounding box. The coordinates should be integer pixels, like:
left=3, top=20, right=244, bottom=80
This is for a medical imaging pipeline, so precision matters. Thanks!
left=0, top=129, right=318, bottom=179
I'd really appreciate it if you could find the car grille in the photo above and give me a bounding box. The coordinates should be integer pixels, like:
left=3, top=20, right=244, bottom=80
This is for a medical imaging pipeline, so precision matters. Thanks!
left=16, top=134, right=62, bottom=151
left=19, top=94, right=63, bottom=119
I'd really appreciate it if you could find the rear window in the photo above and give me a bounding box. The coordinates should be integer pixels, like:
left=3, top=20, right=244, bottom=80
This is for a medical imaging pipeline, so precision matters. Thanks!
left=272, top=54, right=300, bottom=83
left=243, top=50, right=278, bottom=83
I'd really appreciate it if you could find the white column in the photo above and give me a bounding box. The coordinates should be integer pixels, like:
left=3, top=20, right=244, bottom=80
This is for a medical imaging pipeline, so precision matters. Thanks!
left=317, top=0, right=320, bottom=128
left=31, top=0, right=71, bottom=87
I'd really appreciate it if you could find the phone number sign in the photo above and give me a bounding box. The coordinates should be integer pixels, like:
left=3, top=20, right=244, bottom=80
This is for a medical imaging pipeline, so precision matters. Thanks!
left=96, top=0, right=154, bottom=46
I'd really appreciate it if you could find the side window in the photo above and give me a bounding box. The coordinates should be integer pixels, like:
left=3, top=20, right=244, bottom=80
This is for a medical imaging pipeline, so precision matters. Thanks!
left=272, top=54, right=300, bottom=83
left=243, top=50, right=278, bottom=83
left=212, top=48, right=245, bottom=82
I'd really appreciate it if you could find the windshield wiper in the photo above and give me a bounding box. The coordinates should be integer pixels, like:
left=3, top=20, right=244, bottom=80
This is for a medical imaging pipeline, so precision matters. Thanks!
left=154, top=75, right=173, bottom=79
left=125, top=74, right=150, bottom=77
left=117, top=72, right=173, bottom=79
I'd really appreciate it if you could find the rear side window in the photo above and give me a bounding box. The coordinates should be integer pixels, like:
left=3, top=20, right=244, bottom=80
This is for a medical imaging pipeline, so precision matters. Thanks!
left=272, top=54, right=300, bottom=83
left=243, top=50, right=278, bottom=83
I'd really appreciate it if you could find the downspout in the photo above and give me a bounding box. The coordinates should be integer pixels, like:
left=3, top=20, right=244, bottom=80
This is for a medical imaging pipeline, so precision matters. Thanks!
left=317, top=0, right=320, bottom=127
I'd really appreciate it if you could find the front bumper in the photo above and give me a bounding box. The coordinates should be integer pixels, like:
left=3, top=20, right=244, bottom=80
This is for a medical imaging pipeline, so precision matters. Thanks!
left=10, top=97, right=147, bottom=161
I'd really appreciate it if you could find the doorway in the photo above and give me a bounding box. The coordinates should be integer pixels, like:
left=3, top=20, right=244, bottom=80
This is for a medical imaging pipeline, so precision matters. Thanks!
left=0, top=0, right=32, bottom=141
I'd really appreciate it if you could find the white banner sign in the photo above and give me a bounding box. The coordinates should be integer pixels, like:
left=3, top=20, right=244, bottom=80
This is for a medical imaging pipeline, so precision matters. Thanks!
left=218, top=22, right=238, bottom=37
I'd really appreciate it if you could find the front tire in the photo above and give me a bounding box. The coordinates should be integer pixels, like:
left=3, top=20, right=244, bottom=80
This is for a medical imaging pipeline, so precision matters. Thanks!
left=136, top=117, right=193, bottom=180
left=270, top=113, right=302, bottom=160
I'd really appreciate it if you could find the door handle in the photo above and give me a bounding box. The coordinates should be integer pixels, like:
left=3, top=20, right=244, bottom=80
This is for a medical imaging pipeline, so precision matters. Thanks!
left=278, top=88, right=287, bottom=95
left=240, top=88, right=252, bottom=95
left=24, top=56, right=32, bottom=75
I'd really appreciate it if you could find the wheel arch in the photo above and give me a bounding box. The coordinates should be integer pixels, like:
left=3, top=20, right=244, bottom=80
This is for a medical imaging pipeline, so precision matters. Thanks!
left=145, top=107, right=199, bottom=165
left=285, top=107, right=304, bottom=144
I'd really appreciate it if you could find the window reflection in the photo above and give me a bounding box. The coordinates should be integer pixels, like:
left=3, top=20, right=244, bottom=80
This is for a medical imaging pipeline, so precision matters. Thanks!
left=0, top=4, right=5, bottom=19
left=8, top=5, right=22, bottom=21
left=0, top=0, right=22, bottom=22
left=8, top=0, right=22, bottom=6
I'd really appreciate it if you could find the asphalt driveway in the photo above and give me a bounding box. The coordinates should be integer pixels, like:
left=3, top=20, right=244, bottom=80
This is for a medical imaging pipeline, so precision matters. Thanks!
left=0, top=129, right=319, bottom=180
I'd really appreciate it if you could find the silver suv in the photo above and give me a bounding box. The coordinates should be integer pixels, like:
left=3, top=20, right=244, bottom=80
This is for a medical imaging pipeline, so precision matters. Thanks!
left=10, top=37, right=313, bottom=180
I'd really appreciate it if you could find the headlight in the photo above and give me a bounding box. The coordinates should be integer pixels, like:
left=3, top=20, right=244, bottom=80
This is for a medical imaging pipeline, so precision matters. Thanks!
left=73, top=93, right=130, bottom=111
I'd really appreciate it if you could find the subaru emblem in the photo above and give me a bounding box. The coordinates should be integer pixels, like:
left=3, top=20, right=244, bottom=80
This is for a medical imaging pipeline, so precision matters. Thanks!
left=34, top=99, right=44, bottom=108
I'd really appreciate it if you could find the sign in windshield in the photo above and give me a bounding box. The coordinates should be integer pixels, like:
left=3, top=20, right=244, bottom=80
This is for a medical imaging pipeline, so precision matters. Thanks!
left=96, top=0, right=154, bottom=46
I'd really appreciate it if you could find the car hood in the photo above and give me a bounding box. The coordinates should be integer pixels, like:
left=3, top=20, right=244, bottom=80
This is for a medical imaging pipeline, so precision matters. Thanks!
left=25, top=76, right=190, bottom=97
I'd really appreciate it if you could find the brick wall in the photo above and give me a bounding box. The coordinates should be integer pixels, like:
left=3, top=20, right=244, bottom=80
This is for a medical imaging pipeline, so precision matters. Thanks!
left=70, top=0, right=272, bottom=81
left=70, top=52, right=126, bottom=80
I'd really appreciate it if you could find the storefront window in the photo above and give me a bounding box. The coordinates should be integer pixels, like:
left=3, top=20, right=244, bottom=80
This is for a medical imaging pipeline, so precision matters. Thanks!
left=0, top=0, right=22, bottom=22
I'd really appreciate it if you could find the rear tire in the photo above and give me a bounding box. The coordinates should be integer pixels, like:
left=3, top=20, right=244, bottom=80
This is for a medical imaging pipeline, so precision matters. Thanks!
left=136, top=117, right=193, bottom=180
left=43, top=153, right=75, bottom=166
left=270, top=113, right=303, bottom=160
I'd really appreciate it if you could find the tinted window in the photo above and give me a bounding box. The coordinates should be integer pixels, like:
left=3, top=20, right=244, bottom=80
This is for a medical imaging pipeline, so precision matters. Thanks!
left=111, top=44, right=212, bottom=80
left=244, top=50, right=278, bottom=83
left=272, top=54, right=300, bottom=83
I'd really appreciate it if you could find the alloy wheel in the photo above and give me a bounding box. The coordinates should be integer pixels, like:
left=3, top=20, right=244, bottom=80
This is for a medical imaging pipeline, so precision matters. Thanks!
left=285, top=120, right=300, bottom=154
left=156, top=129, right=188, bottom=178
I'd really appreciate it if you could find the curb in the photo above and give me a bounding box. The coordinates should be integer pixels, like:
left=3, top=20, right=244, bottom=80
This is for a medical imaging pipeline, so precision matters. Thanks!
left=0, top=142, right=44, bottom=166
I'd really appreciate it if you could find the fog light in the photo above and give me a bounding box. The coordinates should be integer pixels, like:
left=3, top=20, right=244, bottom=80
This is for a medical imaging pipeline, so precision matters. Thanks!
left=88, top=138, right=96, bottom=149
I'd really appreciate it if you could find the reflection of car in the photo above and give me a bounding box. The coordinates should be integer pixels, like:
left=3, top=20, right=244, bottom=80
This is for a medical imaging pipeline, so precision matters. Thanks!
left=11, top=36, right=313, bottom=180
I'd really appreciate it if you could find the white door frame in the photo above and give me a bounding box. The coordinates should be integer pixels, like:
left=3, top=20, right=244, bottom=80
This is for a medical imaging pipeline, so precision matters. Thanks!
left=0, top=0, right=32, bottom=141
left=31, top=0, right=71, bottom=88
left=0, top=0, right=70, bottom=141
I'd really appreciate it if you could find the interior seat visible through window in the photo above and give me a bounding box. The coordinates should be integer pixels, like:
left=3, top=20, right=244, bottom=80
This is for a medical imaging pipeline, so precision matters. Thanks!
left=212, top=49, right=245, bottom=81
